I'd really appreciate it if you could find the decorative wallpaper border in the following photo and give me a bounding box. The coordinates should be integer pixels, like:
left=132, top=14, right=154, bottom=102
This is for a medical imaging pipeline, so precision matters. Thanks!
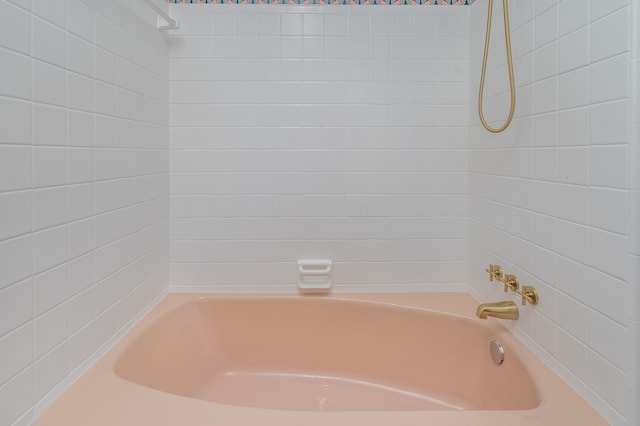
left=168, top=0, right=474, bottom=5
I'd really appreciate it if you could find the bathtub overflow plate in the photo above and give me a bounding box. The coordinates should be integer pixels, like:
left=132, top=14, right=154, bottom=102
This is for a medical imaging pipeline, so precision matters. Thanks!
left=489, top=340, right=504, bottom=365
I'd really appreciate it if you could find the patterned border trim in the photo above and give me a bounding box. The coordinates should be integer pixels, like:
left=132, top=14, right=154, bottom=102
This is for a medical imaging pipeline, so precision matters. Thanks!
left=168, top=0, right=474, bottom=5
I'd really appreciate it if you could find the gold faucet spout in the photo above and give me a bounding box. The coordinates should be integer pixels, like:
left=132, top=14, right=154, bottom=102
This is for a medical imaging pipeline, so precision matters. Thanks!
left=476, top=301, right=519, bottom=320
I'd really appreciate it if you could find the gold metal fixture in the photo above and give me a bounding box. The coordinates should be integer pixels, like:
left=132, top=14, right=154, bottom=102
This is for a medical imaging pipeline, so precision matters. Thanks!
left=519, top=285, right=539, bottom=306
left=478, top=0, right=516, bottom=133
left=485, top=264, right=503, bottom=282
left=502, top=274, right=519, bottom=293
left=484, top=264, right=540, bottom=306
left=476, top=301, right=519, bottom=320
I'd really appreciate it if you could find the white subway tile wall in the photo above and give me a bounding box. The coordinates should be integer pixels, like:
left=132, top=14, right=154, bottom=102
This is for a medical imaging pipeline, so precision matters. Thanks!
left=0, top=0, right=170, bottom=424
left=468, top=0, right=636, bottom=425
left=168, top=5, right=470, bottom=292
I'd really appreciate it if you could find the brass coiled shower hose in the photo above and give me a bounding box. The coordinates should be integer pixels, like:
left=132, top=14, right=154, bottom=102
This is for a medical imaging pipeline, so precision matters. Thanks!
left=478, top=0, right=516, bottom=133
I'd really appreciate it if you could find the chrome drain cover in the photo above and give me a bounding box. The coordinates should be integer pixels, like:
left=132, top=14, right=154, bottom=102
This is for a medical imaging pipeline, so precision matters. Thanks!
left=490, top=340, right=505, bottom=365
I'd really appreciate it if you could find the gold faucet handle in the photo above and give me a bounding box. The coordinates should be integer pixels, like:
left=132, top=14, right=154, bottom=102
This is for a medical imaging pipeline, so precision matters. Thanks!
left=503, top=274, right=519, bottom=293
left=485, top=264, right=503, bottom=282
left=521, top=285, right=539, bottom=305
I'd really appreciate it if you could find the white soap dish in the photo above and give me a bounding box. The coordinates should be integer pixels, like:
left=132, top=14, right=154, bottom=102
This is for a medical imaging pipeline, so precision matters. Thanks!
left=297, top=260, right=332, bottom=292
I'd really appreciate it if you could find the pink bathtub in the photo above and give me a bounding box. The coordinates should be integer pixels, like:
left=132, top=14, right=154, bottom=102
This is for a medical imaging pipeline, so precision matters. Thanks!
left=35, top=293, right=607, bottom=425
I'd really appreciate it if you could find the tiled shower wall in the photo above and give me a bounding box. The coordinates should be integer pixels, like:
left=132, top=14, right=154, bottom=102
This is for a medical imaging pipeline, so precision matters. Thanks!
left=467, top=0, right=636, bottom=424
left=169, top=5, right=471, bottom=291
left=0, top=0, right=170, bottom=423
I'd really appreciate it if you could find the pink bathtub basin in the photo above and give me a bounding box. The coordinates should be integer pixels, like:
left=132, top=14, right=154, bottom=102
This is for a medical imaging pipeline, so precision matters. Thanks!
left=35, top=293, right=608, bottom=426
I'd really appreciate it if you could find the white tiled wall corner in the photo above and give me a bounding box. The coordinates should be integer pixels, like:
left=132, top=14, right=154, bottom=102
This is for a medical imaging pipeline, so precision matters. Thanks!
left=469, top=0, right=634, bottom=424
left=0, top=0, right=170, bottom=424
left=168, top=5, right=471, bottom=292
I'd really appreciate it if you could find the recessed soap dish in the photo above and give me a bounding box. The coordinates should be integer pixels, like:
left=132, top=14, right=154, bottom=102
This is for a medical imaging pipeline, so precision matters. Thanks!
left=298, top=260, right=332, bottom=293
